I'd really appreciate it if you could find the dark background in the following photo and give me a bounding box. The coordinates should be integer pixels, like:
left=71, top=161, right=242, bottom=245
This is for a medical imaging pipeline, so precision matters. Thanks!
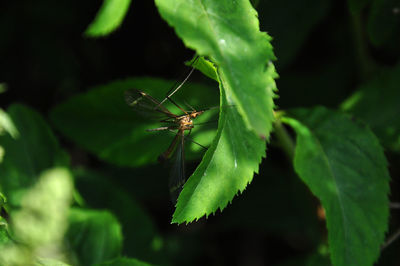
left=1, top=0, right=399, bottom=265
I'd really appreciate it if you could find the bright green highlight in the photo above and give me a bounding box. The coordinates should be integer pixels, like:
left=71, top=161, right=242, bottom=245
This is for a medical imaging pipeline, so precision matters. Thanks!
left=85, top=0, right=131, bottom=37
left=0, top=108, right=19, bottom=139
left=283, top=106, right=390, bottom=266
left=0, top=168, right=74, bottom=266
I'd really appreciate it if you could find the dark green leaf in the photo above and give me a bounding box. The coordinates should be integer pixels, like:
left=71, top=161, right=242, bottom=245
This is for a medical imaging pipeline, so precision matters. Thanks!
left=257, top=0, right=332, bottom=69
left=217, top=161, right=320, bottom=244
left=0, top=104, right=69, bottom=206
left=283, top=106, right=390, bottom=266
left=50, top=77, right=219, bottom=167
left=85, top=0, right=132, bottom=37
left=155, top=0, right=277, bottom=138
left=367, top=0, right=400, bottom=46
left=73, top=169, right=163, bottom=262
left=347, top=0, right=373, bottom=14
left=96, top=257, right=153, bottom=266
left=67, top=208, right=123, bottom=265
left=341, top=64, right=400, bottom=151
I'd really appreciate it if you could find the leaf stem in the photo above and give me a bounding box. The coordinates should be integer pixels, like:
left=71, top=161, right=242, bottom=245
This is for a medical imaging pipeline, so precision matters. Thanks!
left=273, top=113, right=295, bottom=162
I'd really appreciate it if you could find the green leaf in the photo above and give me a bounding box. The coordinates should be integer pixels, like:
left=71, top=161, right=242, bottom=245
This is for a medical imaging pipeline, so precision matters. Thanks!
left=0, top=83, right=7, bottom=94
left=73, top=168, right=163, bottom=262
left=186, top=56, right=218, bottom=82
left=96, top=257, right=153, bottom=266
left=0, top=104, right=69, bottom=206
left=67, top=208, right=123, bottom=265
left=172, top=76, right=266, bottom=223
left=50, top=77, right=219, bottom=167
left=256, top=0, right=332, bottom=69
left=341, top=64, right=400, bottom=151
left=0, top=108, right=19, bottom=138
left=283, top=106, right=390, bottom=266
left=367, top=0, right=400, bottom=46
left=0, top=222, right=10, bottom=246
left=35, top=258, right=71, bottom=266
left=0, top=168, right=73, bottom=266
left=347, top=0, right=372, bottom=14
left=85, top=0, right=132, bottom=37
left=155, top=0, right=277, bottom=138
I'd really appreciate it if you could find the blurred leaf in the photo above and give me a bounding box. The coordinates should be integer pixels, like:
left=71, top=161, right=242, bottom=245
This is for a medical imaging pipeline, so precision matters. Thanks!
left=341, top=64, right=400, bottom=151
left=155, top=0, right=277, bottom=138
left=257, top=0, right=332, bottom=69
left=0, top=168, right=73, bottom=265
left=367, top=0, right=400, bottom=46
left=36, top=258, right=71, bottom=266
left=173, top=76, right=266, bottom=223
left=50, top=77, right=219, bottom=167
left=0, top=83, right=7, bottom=94
left=67, top=208, right=123, bottom=265
left=85, top=0, right=132, bottom=37
left=0, top=222, right=10, bottom=246
left=73, top=168, right=164, bottom=262
left=0, top=108, right=19, bottom=138
left=0, top=146, right=3, bottom=163
left=278, top=245, right=331, bottom=266
left=96, top=257, right=153, bottom=266
left=218, top=161, right=320, bottom=245
left=0, top=104, right=69, bottom=206
left=347, top=0, right=373, bottom=14
left=283, top=106, right=390, bottom=266
left=0, top=193, right=5, bottom=206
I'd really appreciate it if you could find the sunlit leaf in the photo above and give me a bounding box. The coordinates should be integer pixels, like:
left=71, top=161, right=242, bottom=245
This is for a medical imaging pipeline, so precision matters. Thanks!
left=172, top=75, right=266, bottom=223
left=0, top=104, right=69, bottom=206
left=67, top=208, right=123, bottom=265
left=85, top=0, right=132, bottom=37
left=283, top=106, right=390, bottom=266
left=155, top=0, right=277, bottom=138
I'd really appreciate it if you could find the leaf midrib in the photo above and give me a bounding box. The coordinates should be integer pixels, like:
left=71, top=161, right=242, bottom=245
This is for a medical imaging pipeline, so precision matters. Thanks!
left=310, top=130, right=350, bottom=262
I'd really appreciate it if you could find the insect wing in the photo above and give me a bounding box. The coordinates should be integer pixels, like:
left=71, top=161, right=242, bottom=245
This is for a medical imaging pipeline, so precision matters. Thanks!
left=169, top=133, right=186, bottom=203
left=124, top=89, right=175, bottom=119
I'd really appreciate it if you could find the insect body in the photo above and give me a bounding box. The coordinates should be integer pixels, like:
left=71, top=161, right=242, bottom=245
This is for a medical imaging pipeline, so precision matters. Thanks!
left=124, top=88, right=206, bottom=201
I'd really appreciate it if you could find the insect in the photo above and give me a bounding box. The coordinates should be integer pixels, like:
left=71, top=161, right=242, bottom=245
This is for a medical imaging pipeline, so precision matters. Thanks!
left=124, top=60, right=208, bottom=201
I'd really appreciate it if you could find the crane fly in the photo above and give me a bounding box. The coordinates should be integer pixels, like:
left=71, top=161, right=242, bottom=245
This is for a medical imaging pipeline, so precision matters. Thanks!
left=124, top=62, right=208, bottom=201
